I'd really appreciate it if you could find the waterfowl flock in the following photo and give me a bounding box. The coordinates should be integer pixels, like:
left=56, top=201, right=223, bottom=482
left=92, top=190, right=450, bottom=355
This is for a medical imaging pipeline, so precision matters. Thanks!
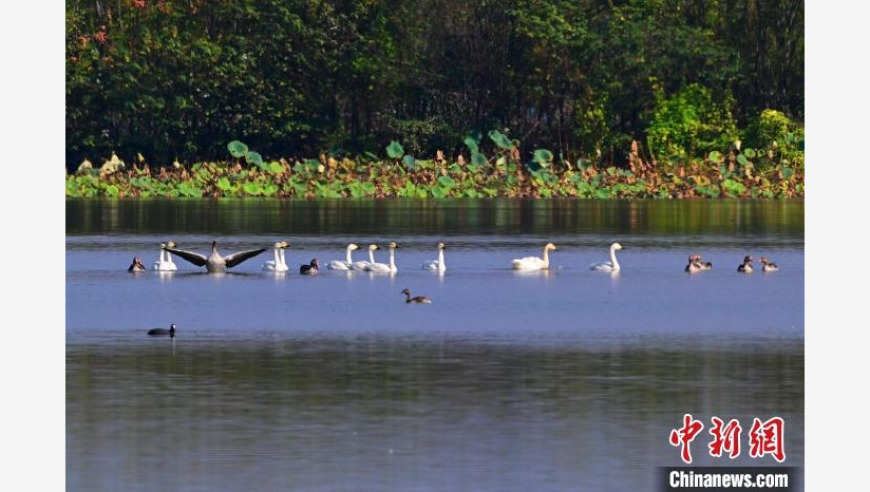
left=132, top=238, right=781, bottom=317
left=132, top=240, right=780, bottom=277
left=133, top=240, right=782, bottom=334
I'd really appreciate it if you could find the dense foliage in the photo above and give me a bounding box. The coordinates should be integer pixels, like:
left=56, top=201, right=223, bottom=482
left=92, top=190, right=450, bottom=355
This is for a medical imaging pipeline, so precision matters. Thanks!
left=66, top=134, right=803, bottom=199
left=67, top=0, right=803, bottom=173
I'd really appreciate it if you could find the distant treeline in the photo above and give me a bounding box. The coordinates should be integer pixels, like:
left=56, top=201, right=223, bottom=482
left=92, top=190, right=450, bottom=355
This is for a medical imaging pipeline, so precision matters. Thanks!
left=66, top=0, right=803, bottom=170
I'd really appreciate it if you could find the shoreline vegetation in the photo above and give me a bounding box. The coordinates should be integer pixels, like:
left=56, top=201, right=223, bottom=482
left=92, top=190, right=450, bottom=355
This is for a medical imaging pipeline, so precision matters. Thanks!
left=66, top=131, right=803, bottom=199
left=66, top=1, right=803, bottom=199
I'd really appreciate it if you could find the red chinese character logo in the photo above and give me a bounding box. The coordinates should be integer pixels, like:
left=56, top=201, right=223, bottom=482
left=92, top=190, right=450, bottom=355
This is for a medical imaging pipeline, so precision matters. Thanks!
left=749, top=416, right=786, bottom=462
left=669, top=414, right=704, bottom=464
left=708, top=417, right=742, bottom=459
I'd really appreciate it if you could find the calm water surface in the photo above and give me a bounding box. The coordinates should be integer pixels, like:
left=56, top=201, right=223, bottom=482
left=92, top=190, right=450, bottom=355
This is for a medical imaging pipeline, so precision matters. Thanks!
left=67, top=199, right=804, bottom=492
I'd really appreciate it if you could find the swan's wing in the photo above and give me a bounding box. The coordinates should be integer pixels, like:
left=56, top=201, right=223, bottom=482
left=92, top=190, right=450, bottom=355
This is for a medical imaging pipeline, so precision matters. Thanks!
left=224, top=247, right=268, bottom=268
left=421, top=260, right=438, bottom=270
left=327, top=260, right=350, bottom=270
left=365, top=262, right=391, bottom=272
left=512, top=256, right=543, bottom=269
left=589, top=261, right=612, bottom=271
left=164, top=247, right=208, bottom=267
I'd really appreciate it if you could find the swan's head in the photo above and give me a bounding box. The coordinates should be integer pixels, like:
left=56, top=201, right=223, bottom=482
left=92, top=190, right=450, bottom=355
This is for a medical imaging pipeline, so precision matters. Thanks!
left=167, top=241, right=176, bottom=248
left=388, top=242, right=399, bottom=249
left=273, top=241, right=284, bottom=248
left=348, top=243, right=360, bottom=251
left=369, top=244, right=380, bottom=251
left=280, top=241, right=291, bottom=249
left=544, top=243, right=557, bottom=251
left=159, top=243, right=166, bottom=249
left=437, top=242, right=446, bottom=250
left=611, top=242, right=623, bottom=251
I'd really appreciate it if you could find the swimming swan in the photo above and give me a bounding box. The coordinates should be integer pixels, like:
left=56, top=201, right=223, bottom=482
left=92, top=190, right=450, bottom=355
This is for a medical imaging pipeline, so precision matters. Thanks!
left=328, top=243, right=360, bottom=270
left=262, top=241, right=290, bottom=272
left=153, top=241, right=178, bottom=271
left=590, top=242, right=624, bottom=271
left=737, top=255, right=754, bottom=273
left=350, top=244, right=379, bottom=271
left=401, top=288, right=432, bottom=304
left=365, top=242, right=398, bottom=273
left=512, top=243, right=557, bottom=270
left=421, top=243, right=446, bottom=272
left=164, top=241, right=268, bottom=273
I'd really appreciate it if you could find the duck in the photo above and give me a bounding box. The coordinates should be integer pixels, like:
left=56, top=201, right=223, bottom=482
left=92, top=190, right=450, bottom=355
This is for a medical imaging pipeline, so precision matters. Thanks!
left=685, top=254, right=701, bottom=273
left=128, top=257, right=147, bottom=272
left=262, top=241, right=290, bottom=272
left=697, top=255, right=713, bottom=270
left=737, top=255, right=754, bottom=273
left=365, top=242, right=399, bottom=273
left=153, top=241, right=178, bottom=271
left=589, top=242, right=624, bottom=272
left=759, top=256, right=779, bottom=272
left=421, top=243, right=447, bottom=272
left=327, top=243, right=360, bottom=270
left=147, top=323, right=176, bottom=338
left=512, top=243, right=557, bottom=270
left=163, top=241, right=268, bottom=273
left=401, top=288, right=432, bottom=304
left=300, top=258, right=320, bottom=275
left=350, top=244, right=380, bottom=271
left=685, top=254, right=712, bottom=273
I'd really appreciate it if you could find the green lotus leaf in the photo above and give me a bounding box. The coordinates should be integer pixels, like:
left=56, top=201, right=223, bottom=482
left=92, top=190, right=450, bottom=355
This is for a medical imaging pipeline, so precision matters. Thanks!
left=227, top=140, right=248, bottom=158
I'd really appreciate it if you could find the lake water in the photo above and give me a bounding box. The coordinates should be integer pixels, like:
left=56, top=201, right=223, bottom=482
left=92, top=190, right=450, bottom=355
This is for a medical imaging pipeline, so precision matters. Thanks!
left=66, top=199, right=804, bottom=491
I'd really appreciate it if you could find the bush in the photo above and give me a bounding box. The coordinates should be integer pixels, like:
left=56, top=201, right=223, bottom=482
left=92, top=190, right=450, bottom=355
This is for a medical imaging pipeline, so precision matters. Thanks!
left=646, top=84, right=739, bottom=163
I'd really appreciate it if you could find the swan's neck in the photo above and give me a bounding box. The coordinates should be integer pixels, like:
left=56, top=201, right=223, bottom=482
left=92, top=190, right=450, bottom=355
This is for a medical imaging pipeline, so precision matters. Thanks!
left=346, top=247, right=354, bottom=264
left=389, top=248, right=396, bottom=267
left=541, top=246, right=550, bottom=267
left=609, top=246, right=620, bottom=270
left=438, top=248, right=445, bottom=269
left=369, top=249, right=376, bottom=263
left=272, top=248, right=281, bottom=265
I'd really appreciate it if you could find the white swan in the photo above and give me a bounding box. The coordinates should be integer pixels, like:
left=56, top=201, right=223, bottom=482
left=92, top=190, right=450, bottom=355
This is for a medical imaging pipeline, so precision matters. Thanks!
left=421, top=243, right=446, bottom=272
left=590, top=242, right=623, bottom=272
left=327, top=243, right=360, bottom=270
left=153, top=241, right=178, bottom=271
left=262, top=241, right=290, bottom=272
left=512, top=243, right=557, bottom=270
left=350, top=244, right=379, bottom=270
left=365, top=242, right=399, bottom=273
